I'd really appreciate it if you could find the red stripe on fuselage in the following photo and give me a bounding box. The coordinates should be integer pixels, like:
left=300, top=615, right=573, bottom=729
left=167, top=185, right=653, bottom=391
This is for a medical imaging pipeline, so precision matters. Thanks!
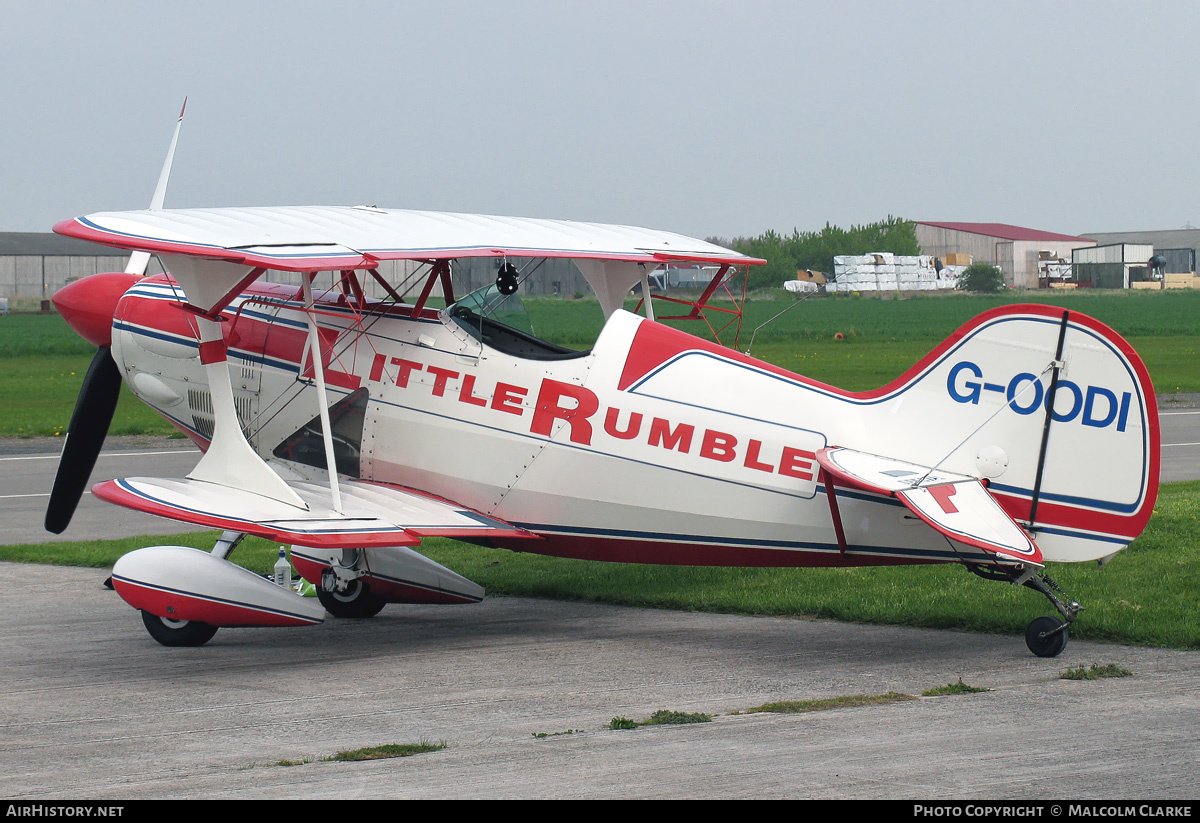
left=991, top=492, right=1144, bottom=541
left=488, top=532, right=946, bottom=568
left=618, top=320, right=816, bottom=392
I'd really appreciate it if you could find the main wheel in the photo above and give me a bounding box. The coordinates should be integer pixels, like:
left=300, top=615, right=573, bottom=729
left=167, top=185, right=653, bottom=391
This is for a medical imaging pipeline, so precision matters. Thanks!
left=1025, top=615, right=1069, bottom=658
left=317, top=578, right=386, bottom=618
left=141, top=610, right=219, bottom=647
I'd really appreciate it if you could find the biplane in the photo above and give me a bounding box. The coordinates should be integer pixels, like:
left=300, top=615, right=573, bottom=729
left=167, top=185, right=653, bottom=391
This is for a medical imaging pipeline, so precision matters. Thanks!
left=44, top=115, right=1158, bottom=656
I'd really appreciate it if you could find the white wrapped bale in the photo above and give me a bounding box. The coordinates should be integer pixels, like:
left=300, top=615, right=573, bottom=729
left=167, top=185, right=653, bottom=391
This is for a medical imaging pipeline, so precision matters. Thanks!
left=783, top=279, right=820, bottom=293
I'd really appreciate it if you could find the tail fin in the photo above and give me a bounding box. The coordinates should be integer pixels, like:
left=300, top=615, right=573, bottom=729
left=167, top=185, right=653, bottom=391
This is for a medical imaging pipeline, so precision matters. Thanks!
left=857, top=304, right=1159, bottom=563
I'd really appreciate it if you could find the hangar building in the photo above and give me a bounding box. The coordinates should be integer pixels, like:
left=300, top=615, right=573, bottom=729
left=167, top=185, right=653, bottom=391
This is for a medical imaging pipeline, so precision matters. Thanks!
left=0, top=233, right=156, bottom=311
left=914, top=222, right=1096, bottom=289
left=1082, top=228, right=1200, bottom=276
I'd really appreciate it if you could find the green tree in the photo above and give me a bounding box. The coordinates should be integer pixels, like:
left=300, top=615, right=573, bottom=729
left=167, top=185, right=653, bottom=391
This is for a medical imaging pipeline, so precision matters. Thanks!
left=956, top=262, right=1006, bottom=293
left=725, top=217, right=921, bottom=291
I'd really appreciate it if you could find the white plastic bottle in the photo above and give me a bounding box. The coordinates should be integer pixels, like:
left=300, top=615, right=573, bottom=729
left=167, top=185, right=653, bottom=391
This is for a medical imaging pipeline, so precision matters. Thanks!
left=273, top=547, right=292, bottom=589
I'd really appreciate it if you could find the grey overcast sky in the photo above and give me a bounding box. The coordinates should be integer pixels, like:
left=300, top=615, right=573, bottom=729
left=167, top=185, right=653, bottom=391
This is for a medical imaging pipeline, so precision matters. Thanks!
left=3, top=0, right=1197, bottom=240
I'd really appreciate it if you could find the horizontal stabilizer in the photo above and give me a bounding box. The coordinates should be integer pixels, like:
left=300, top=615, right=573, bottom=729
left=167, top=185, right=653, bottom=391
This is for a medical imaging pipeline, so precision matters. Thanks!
left=93, top=475, right=538, bottom=550
left=817, top=447, right=1041, bottom=564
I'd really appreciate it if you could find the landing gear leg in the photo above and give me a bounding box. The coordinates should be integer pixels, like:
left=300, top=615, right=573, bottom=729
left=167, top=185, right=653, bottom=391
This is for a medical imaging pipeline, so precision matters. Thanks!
left=211, top=530, right=246, bottom=560
left=317, top=548, right=385, bottom=618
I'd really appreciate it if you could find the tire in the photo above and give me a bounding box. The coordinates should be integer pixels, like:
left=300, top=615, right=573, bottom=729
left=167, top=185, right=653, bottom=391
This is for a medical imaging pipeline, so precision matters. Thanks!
left=141, top=610, right=219, bottom=647
left=1025, top=615, right=1069, bottom=658
left=317, top=578, right=386, bottom=618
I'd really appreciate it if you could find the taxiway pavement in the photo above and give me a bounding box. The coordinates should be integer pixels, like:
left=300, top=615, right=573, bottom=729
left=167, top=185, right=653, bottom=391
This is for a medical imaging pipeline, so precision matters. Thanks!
left=1, top=563, right=1197, bottom=800
left=0, top=436, right=200, bottom=545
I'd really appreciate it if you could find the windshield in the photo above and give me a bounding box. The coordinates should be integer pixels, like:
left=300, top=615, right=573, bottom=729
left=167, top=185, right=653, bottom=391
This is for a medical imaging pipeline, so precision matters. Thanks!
left=446, top=284, right=590, bottom=361
left=451, top=285, right=538, bottom=337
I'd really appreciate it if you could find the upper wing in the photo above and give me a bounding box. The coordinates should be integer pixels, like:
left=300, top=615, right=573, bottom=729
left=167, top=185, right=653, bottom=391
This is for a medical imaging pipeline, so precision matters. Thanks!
left=94, top=473, right=539, bottom=550
left=55, top=206, right=764, bottom=272
left=817, top=446, right=1042, bottom=564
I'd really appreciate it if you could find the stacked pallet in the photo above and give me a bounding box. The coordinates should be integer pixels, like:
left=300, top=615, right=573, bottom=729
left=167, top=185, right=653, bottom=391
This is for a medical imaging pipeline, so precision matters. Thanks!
left=828, top=253, right=959, bottom=292
left=1163, top=272, right=1200, bottom=290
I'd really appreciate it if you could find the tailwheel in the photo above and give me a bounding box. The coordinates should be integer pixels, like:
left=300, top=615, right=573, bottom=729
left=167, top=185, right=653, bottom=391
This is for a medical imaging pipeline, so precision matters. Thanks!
left=1025, top=615, right=1069, bottom=658
left=317, top=575, right=386, bottom=619
left=140, top=610, right=219, bottom=647
left=967, top=562, right=1081, bottom=658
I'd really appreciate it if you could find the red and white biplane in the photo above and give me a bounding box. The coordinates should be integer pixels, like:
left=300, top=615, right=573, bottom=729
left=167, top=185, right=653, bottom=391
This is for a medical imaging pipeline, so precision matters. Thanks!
left=45, top=117, right=1159, bottom=656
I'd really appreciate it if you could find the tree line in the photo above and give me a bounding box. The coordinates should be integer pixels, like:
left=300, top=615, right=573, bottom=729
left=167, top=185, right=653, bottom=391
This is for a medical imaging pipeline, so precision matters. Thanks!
left=711, top=216, right=921, bottom=291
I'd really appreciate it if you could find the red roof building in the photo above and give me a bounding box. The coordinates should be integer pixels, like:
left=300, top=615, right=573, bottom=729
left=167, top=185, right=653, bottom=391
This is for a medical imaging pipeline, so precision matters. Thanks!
left=914, top=222, right=1096, bottom=289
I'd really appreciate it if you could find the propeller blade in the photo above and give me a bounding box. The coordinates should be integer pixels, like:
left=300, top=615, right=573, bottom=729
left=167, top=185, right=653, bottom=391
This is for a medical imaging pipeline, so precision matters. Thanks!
left=124, top=96, right=187, bottom=277
left=47, top=101, right=189, bottom=532
left=44, top=347, right=123, bottom=534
